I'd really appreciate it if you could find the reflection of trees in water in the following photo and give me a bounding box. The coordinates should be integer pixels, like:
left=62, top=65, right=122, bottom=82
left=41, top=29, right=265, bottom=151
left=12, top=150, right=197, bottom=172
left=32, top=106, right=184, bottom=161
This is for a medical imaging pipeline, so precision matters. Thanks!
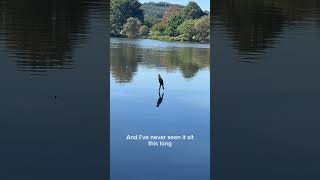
left=110, top=45, right=209, bottom=83
left=110, top=46, right=142, bottom=83
left=213, top=0, right=320, bottom=56
left=0, top=0, right=101, bottom=74
left=160, top=48, right=209, bottom=78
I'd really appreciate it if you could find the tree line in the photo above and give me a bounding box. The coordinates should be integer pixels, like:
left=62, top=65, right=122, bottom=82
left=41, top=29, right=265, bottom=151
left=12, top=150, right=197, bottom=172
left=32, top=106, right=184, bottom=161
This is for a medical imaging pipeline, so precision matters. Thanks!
left=111, top=0, right=210, bottom=42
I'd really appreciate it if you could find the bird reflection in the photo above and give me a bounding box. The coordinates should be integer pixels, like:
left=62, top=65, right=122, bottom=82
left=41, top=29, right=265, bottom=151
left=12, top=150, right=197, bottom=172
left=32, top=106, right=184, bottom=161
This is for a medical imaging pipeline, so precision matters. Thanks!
left=156, top=92, right=164, bottom=107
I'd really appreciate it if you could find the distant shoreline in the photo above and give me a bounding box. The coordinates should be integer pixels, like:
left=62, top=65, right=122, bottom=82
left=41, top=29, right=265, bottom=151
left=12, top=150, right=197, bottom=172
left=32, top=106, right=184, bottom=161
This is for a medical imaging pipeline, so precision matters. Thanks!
left=110, top=34, right=210, bottom=44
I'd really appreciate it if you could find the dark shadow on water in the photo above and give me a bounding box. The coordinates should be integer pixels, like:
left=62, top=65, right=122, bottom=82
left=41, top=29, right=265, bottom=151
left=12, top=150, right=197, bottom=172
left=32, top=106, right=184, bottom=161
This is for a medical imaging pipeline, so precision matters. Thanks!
left=212, top=0, right=320, bottom=180
left=0, top=0, right=106, bottom=74
left=156, top=92, right=164, bottom=107
left=213, top=0, right=320, bottom=60
left=0, top=1, right=108, bottom=179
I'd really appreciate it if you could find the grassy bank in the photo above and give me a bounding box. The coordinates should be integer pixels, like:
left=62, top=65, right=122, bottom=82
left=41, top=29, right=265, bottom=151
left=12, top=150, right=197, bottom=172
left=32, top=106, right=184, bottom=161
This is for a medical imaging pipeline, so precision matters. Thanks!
left=149, top=35, right=209, bottom=43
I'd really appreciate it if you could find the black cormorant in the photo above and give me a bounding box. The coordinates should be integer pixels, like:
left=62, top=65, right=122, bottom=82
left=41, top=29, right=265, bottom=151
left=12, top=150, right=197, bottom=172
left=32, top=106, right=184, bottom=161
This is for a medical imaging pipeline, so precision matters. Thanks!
left=158, top=74, right=164, bottom=90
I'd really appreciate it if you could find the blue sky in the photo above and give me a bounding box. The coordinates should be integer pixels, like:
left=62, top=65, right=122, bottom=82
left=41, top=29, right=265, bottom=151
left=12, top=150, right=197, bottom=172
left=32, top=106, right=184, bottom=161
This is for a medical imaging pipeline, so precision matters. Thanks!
left=139, top=0, right=210, bottom=11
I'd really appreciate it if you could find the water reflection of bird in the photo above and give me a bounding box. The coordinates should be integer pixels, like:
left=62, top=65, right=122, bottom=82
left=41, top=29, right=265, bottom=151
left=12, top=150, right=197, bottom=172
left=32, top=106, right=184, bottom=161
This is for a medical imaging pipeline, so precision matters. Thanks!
left=156, top=92, right=164, bottom=107
left=158, top=74, right=164, bottom=91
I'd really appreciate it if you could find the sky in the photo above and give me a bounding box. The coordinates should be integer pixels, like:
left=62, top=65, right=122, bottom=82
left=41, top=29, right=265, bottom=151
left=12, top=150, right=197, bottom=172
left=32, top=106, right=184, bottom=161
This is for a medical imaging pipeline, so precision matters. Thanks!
left=139, top=0, right=210, bottom=11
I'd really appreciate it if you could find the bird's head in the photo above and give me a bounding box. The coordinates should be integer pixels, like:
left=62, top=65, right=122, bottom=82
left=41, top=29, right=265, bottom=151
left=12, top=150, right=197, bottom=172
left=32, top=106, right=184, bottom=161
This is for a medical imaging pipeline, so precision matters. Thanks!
left=158, top=74, right=161, bottom=78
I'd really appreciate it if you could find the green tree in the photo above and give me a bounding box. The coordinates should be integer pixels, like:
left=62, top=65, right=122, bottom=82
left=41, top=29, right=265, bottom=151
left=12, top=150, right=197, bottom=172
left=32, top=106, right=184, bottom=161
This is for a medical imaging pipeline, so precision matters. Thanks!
left=193, top=15, right=210, bottom=41
left=139, top=25, right=149, bottom=37
left=183, top=1, right=204, bottom=19
left=111, top=0, right=144, bottom=34
left=150, top=22, right=165, bottom=36
left=144, top=16, right=157, bottom=27
left=177, top=19, right=196, bottom=40
left=162, top=6, right=180, bottom=26
left=164, top=11, right=186, bottom=36
left=123, top=17, right=141, bottom=38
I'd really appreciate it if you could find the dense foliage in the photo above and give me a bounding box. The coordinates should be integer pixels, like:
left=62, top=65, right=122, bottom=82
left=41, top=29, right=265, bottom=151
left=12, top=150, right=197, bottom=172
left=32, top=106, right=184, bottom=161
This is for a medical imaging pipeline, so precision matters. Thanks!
left=183, top=1, right=205, bottom=19
left=177, top=19, right=196, bottom=40
left=111, top=0, right=210, bottom=42
left=164, top=11, right=185, bottom=36
left=111, top=0, right=144, bottom=34
left=141, top=2, right=184, bottom=20
left=122, top=17, right=141, bottom=38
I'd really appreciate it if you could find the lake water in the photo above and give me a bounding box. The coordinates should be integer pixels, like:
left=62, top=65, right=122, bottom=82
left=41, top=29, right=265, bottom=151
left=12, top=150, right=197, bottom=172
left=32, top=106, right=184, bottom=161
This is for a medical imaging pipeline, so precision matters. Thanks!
left=213, top=0, right=320, bottom=179
left=110, top=38, right=210, bottom=180
left=0, top=0, right=108, bottom=179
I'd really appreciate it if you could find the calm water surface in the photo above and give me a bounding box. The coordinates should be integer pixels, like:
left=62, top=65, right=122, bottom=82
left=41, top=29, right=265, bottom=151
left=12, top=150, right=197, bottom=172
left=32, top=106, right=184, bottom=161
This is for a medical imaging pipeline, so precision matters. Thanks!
left=110, top=38, right=210, bottom=180
left=0, top=0, right=107, bottom=179
left=213, top=0, right=320, bottom=179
